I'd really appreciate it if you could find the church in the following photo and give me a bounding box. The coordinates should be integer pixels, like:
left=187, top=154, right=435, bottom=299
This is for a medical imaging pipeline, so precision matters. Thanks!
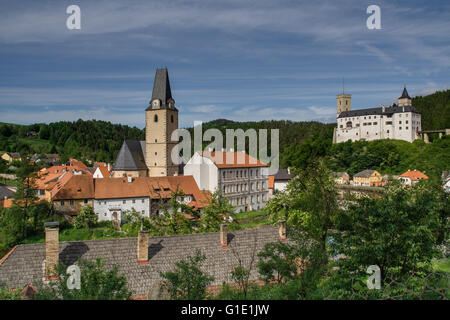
left=111, top=68, right=180, bottom=178
left=333, top=87, right=422, bottom=143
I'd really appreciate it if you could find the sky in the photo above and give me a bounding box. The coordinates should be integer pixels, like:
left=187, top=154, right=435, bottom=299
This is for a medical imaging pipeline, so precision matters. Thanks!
left=0, top=0, right=449, bottom=128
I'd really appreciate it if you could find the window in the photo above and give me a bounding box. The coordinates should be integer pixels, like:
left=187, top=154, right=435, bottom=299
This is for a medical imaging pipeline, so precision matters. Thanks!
left=399, top=127, right=402, bottom=130
left=406, top=127, right=409, bottom=130
left=40, top=189, right=45, bottom=195
left=70, top=200, right=74, bottom=206
left=142, top=199, right=145, bottom=203
left=142, top=210, right=145, bottom=215
left=399, top=121, right=402, bottom=124
left=123, top=200, right=126, bottom=204
left=387, top=130, right=389, bottom=133
left=60, top=200, right=65, bottom=206
left=132, top=199, right=136, bottom=204
left=406, top=121, right=409, bottom=124
left=154, top=115, right=158, bottom=122
left=84, top=199, right=88, bottom=204
left=171, top=115, right=174, bottom=123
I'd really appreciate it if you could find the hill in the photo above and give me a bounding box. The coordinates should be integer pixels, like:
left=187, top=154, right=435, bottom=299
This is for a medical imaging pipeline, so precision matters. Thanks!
left=412, top=89, right=450, bottom=130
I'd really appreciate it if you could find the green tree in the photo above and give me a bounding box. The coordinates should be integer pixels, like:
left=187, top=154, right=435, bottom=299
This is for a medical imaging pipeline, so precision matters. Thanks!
left=266, top=159, right=340, bottom=255
left=160, top=249, right=214, bottom=300
left=73, top=205, right=98, bottom=229
left=332, top=180, right=444, bottom=284
left=34, top=258, right=132, bottom=300
left=13, top=160, right=39, bottom=238
left=199, top=190, right=234, bottom=232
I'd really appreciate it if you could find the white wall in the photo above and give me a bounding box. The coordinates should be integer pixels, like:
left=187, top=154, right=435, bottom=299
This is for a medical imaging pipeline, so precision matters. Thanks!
left=94, top=197, right=150, bottom=222
left=336, top=111, right=421, bottom=143
left=183, top=152, right=218, bottom=192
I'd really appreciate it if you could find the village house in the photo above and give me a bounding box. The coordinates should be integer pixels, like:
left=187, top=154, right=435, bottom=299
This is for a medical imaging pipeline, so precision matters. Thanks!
left=92, top=165, right=111, bottom=179
left=1, top=152, right=21, bottom=163
left=184, top=150, right=269, bottom=212
left=94, top=175, right=210, bottom=223
left=0, top=183, right=15, bottom=208
left=399, top=170, right=428, bottom=187
left=333, top=172, right=350, bottom=185
left=50, top=173, right=95, bottom=215
left=352, top=169, right=383, bottom=187
left=0, top=221, right=287, bottom=299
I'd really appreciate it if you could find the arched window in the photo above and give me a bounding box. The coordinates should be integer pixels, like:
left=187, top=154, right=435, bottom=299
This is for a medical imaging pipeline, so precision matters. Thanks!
left=154, top=114, right=158, bottom=122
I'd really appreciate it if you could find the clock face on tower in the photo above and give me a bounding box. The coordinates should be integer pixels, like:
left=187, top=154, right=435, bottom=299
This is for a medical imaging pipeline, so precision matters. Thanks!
left=152, top=99, right=160, bottom=109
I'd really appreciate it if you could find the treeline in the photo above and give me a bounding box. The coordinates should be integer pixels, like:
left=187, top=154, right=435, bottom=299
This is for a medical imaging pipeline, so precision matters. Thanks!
left=412, top=89, right=450, bottom=130
left=0, top=120, right=144, bottom=163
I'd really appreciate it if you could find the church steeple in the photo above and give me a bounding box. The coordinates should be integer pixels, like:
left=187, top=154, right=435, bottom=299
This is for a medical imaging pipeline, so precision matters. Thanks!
left=147, top=68, right=176, bottom=110
left=145, top=68, right=179, bottom=177
left=398, top=87, right=412, bottom=107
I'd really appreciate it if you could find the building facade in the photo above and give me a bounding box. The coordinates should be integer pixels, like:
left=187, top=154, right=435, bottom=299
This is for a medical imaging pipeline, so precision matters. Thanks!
left=184, top=151, right=269, bottom=212
left=334, top=88, right=422, bottom=143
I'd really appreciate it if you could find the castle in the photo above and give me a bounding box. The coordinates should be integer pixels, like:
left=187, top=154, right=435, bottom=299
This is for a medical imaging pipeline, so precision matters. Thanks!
left=111, top=68, right=180, bottom=178
left=333, top=87, right=422, bottom=143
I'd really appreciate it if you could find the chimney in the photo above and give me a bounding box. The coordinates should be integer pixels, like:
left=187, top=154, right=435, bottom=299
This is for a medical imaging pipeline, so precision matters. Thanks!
left=220, top=224, right=228, bottom=248
left=137, top=229, right=149, bottom=264
left=107, top=163, right=111, bottom=172
left=44, top=222, right=59, bottom=280
left=278, top=220, right=287, bottom=241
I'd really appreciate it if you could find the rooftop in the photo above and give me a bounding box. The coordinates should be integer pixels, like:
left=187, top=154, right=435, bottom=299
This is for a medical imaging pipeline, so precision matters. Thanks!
left=0, top=226, right=281, bottom=296
left=199, top=151, right=268, bottom=169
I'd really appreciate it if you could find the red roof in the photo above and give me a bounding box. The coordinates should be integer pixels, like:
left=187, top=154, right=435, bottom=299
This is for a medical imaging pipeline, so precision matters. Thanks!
left=400, top=170, right=428, bottom=181
left=199, top=151, right=268, bottom=168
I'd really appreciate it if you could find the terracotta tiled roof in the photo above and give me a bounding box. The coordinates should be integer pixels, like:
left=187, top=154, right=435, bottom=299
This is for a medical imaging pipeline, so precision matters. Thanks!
left=400, top=170, right=428, bottom=181
left=94, top=176, right=210, bottom=209
left=199, top=151, right=268, bottom=168
left=268, top=176, right=274, bottom=189
left=51, top=173, right=94, bottom=200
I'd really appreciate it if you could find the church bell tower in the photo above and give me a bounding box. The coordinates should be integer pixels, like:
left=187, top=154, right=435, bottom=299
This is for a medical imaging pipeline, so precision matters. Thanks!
left=145, top=68, right=179, bottom=177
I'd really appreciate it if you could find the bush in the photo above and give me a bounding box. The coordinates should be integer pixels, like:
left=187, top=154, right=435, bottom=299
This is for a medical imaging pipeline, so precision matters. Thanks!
left=73, top=206, right=97, bottom=229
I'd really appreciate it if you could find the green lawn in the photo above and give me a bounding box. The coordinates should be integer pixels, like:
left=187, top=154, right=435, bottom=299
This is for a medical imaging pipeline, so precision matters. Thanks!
left=433, top=258, right=450, bottom=273
left=231, top=209, right=272, bottom=230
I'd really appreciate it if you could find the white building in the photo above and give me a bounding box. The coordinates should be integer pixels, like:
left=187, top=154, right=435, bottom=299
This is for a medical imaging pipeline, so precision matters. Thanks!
left=184, top=151, right=269, bottom=212
left=334, top=88, right=422, bottom=143
left=93, top=175, right=209, bottom=222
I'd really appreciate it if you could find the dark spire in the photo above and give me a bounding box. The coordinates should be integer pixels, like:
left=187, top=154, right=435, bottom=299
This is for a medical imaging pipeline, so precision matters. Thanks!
left=150, top=68, right=173, bottom=108
left=399, top=87, right=411, bottom=99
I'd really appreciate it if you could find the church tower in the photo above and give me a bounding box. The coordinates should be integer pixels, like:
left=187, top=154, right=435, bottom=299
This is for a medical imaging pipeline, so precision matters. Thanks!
left=337, top=94, right=352, bottom=115
left=398, top=87, right=412, bottom=107
left=145, top=68, right=179, bottom=177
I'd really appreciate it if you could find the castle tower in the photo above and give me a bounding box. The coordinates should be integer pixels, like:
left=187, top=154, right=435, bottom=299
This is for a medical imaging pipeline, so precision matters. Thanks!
left=337, top=94, right=352, bottom=115
left=145, top=68, right=179, bottom=177
left=398, top=87, right=412, bottom=107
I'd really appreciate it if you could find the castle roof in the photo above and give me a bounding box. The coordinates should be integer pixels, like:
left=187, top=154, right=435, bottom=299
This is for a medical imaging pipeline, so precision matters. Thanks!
left=338, top=105, right=420, bottom=118
left=112, top=140, right=147, bottom=171
left=399, top=87, right=411, bottom=99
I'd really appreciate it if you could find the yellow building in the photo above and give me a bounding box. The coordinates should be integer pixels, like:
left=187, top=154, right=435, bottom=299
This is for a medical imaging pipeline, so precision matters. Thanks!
left=353, top=170, right=382, bottom=186
left=1, top=152, right=21, bottom=163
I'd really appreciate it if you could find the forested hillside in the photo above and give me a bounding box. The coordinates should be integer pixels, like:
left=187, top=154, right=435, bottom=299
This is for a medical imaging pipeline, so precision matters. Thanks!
left=0, top=120, right=144, bottom=162
left=412, top=90, right=450, bottom=130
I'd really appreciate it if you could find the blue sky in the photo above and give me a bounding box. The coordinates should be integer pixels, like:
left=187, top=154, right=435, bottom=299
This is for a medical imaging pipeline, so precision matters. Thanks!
left=0, top=0, right=449, bottom=128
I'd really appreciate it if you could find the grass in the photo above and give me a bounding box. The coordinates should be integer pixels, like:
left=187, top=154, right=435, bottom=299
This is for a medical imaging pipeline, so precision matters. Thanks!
left=20, top=222, right=123, bottom=245
left=0, top=178, right=18, bottom=187
left=433, top=258, right=450, bottom=273
left=231, top=209, right=272, bottom=230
